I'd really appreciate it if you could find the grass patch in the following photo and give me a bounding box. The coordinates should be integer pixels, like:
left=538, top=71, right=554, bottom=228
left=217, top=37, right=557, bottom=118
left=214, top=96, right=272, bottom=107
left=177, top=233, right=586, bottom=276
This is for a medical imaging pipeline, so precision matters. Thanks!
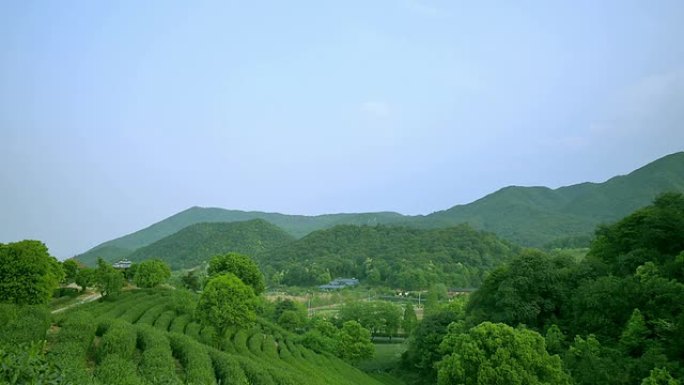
left=356, top=343, right=406, bottom=372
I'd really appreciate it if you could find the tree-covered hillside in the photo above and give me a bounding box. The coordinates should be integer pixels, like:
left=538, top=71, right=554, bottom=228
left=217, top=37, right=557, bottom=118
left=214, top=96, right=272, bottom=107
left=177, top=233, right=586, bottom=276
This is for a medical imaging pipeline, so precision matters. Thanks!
left=401, top=192, right=684, bottom=385
left=75, top=151, right=684, bottom=261
left=256, top=224, right=519, bottom=289
left=117, top=219, right=294, bottom=270
left=420, top=151, right=684, bottom=246
left=76, top=208, right=406, bottom=264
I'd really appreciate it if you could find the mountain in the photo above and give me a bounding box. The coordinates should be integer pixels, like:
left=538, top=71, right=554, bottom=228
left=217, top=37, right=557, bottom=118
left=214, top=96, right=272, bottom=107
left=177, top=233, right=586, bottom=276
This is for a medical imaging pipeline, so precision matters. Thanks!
left=76, top=209, right=405, bottom=265
left=75, top=151, right=684, bottom=264
left=96, top=219, right=293, bottom=269
left=418, top=151, right=684, bottom=246
left=255, top=224, right=519, bottom=289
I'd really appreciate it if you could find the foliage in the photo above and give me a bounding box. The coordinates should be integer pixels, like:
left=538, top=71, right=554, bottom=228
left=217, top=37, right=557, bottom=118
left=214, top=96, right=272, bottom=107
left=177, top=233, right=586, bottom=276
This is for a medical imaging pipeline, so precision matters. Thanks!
left=95, top=258, right=124, bottom=297
left=402, top=302, right=418, bottom=335
left=436, top=322, right=572, bottom=385
left=642, top=368, right=680, bottom=385
left=128, top=219, right=295, bottom=270
left=208, top=252, right=266, bottom=295
left=259, top=224, right=518, bottom=288
left=336, top=320, right=375, bottom=364
left=197, top=273, right=257, bottom=332
left=133, top=259, right=171, bottom=288
left=61, top=259, right=80, bottom=284
left=74, top=267, right=95, bottom=292
left=337, top=301, right=402, bottom=337
left=0, top=342, right=66, bottom=385
left=0, top=240, right=63, bottom=305
left=401, top=301, right=465, bottom=384
left=0, top=304, right=51, bottom=345
left=589, top=192, right=684, bottom=278
left=181, top=269, right=202, bottom=291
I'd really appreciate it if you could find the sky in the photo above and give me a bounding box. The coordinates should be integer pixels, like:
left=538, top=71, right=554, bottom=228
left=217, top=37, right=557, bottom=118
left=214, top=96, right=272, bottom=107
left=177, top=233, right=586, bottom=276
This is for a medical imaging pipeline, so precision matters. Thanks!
left=1, top=0, right=683, bottom=259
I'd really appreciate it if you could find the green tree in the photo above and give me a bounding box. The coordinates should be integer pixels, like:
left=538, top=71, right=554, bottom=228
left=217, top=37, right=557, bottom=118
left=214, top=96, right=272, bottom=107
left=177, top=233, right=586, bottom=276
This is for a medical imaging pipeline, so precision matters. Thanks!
left=437, top=322, right=571, bottom=385
left=641, top=368, right=680, bottom=385
left=208, top=252, right=265, bottom=295
left=545, top=324, right=566, bottom=355
left=620, top=308, right=649, bottom=356
left=95, top=258, right=124, bottom=297
left=74, top=268, right=95, bottom=292
left=196, top=273, right=256, bottom=332
left=402, top=302, right=418, bottom=335
left=181, top=270, right=202, bottom=291
left=336, top=320, right=374, bottom=363
left=564, top=335, right=626, bottom=385
left=61, top=259, right=80, bottom=284
left=133, top=259, right=171, bottom=288
left=0, top=240, right=63, bottom=305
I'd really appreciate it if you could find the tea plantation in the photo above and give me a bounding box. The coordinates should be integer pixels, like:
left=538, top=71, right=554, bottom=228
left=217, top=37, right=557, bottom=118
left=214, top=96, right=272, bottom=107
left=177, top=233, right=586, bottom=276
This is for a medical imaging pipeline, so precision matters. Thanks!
left=45, top=289, right=388, bottom=385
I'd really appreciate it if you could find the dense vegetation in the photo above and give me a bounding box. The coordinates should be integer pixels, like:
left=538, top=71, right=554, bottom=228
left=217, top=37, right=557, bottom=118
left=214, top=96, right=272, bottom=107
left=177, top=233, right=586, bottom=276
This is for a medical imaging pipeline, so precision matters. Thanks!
left=90, top=219, right=295, bottom=268
left=401, top=193, right=684, bottom=384
left=76, top=152, right=684, bottom=263
left=257, top=224, right=518, bottom=288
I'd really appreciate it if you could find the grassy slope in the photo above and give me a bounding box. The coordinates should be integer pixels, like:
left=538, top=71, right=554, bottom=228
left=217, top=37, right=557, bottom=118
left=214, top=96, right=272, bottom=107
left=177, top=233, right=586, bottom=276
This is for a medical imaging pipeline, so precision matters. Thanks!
left=75, top=151, right=684, bottom=262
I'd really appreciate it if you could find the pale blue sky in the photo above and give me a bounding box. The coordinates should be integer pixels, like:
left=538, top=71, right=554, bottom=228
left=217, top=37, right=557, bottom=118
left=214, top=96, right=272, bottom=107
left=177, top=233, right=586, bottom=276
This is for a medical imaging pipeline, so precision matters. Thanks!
left=1, top=0, right=683, bottom=258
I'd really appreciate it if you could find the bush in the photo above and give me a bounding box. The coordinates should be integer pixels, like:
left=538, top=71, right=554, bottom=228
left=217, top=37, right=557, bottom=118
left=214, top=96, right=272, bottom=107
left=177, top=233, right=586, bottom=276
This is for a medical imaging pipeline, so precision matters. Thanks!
left=153, top=310, right=176, bottom=332
left=169, top=314, right=192, bottom=334
left=96, top=320, right=137, bottom=363
left=137, top=325, right=182, bottom=385
left=47, top=311, right=97, bottom=384
left=168, top=332, right=216, bottom=385
left=235, top=356, right=276, bottom=385
left=135, top=304, right=168, bottom=325
left=95, top=355, right=143, bottom=385
left=209, top=349, right=249, bottom=385
left=185, top=322, right=202, bottom=340
left=0, top=304, right=50, bottom=345
left=0, top=342, right=66, bottom=385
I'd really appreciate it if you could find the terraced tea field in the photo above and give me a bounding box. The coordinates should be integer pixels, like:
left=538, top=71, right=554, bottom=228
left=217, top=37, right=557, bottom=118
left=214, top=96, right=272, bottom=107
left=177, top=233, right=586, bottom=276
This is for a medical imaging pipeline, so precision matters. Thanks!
left=48, top=289, right=390, bottom=385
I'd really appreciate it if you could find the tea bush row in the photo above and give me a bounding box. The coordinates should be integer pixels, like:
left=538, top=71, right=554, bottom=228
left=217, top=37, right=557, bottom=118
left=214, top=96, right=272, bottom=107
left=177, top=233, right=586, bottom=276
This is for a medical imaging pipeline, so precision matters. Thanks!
left=168, top=332, right=216, bottom=385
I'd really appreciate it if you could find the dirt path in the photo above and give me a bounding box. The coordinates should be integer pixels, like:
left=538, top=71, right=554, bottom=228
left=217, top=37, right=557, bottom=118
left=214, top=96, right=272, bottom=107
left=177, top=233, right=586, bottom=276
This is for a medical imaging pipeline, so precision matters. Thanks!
left=51, top=292, right=102, bottom=314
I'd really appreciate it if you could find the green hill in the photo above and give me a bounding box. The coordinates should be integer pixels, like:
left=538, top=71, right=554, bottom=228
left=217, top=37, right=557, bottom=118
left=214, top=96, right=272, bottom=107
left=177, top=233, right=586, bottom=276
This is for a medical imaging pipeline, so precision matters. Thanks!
left=256, top=224, right=519, bottom=289
left=76, top=151, right=684, bottom=262
left=76, top=209, right=406, bottom=265
left=419, top=152, right=684, bottom=246
left=124, top=219, right=295, bottom=270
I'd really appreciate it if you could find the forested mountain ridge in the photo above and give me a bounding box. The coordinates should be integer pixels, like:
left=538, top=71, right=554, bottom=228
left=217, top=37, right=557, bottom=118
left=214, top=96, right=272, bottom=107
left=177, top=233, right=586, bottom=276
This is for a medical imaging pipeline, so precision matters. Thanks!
left=75, top=151, right=684, bottom=263
left=255, top=224, right=519, bottom=289
left=124, top=220, right=295, bottom=270
left=76, top=208, right=405, bottom=264
left=418, top=151, right=684, bottom=246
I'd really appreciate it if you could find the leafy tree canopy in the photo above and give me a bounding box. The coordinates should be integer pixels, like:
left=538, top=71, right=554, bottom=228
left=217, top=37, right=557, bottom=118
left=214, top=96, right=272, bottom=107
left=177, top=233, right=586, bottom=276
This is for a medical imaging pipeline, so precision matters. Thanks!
left=196, top=273, right=256, bottom=332
left=0, top=240, right=63, bottom=305
left=336, top=320, right=374, bottom=364
left=437, top=322, right=572, bottom=385
left=208, top=252, right=265, bottom=295
left=133, top=259, right=171, bottom=288
left=95, top=258, right=124, bottom=297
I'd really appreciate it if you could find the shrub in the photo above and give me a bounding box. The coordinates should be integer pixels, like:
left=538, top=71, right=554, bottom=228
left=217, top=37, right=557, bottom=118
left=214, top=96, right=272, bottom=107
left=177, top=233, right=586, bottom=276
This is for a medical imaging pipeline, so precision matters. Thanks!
left=96, top=320, right=137, bottom=363
left=209, top=349, right=249, bottom=385
left=137, top=325, right=182, bottom=385
left=135, top=304, right=168, bottom=325
left=169, top=332, right=216, bottom=385
left=95, top=355, right=143, bottom=385
left=153, top=310, right=176, bottom=332
left=0, top=342, right=66, bottom=385
left=0, top=304, right=50, bottom=345
left=169, top=314, right=192, bottom=334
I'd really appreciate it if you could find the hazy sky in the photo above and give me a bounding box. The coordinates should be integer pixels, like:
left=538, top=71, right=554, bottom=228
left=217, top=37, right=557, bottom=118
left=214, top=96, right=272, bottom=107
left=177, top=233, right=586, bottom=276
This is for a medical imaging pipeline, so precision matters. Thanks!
left=2, top=1, right=683, bottom=258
